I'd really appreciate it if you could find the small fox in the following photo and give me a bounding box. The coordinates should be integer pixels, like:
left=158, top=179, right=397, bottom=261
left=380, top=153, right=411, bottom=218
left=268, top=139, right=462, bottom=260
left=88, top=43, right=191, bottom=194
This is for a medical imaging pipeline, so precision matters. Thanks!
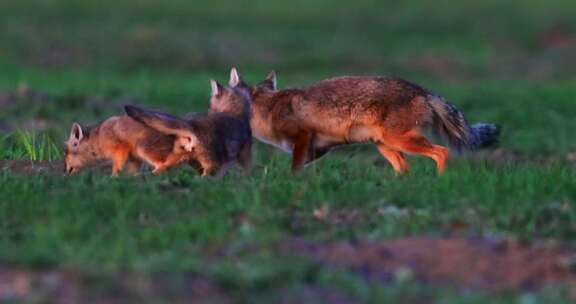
left=235, top=71, right=500, bottom=174
left=124, top=68, right=252, bottom=177
left=64, top=116, right=193, bottom=176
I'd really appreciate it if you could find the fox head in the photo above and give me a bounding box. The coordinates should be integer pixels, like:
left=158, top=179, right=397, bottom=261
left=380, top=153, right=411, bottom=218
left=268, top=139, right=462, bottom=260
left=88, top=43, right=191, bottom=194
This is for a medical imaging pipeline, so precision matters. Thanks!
left=64, top=123, right=100, bottom=175
left=208, top=67, right=251, bottom=119
left=124, top=105, right=199, bottom=154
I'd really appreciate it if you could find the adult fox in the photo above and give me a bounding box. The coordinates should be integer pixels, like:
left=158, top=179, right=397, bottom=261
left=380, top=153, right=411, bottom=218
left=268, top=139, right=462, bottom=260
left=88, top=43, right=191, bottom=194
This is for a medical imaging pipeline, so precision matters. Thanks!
left=232, top=70, right=500, bottom=174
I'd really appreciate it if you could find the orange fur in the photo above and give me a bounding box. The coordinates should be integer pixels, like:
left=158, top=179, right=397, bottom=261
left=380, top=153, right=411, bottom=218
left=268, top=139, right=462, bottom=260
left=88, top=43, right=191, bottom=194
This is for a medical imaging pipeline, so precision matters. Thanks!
left=64, top=115, right=190, bottom=176
left=239, top=73, right=499, bottom=174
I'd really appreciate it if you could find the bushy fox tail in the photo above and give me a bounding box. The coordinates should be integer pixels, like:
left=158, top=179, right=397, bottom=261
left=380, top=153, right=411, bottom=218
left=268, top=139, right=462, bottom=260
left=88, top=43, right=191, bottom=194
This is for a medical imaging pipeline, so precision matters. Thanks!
left=124, top=105, right=193, bottom=137
left=427, top=96, right=501, bottom=152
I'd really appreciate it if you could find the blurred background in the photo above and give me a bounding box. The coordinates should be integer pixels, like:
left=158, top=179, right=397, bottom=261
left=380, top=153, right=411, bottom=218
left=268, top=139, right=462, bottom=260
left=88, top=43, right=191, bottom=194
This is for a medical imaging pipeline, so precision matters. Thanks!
left=0, top=0, right=575, bottom=153
left=1, top=0, right=575, bottom=77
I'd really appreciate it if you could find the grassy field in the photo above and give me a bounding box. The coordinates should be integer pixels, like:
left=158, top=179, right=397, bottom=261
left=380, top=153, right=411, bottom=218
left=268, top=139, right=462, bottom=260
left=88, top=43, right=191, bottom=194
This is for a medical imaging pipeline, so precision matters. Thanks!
left=1, top=0, right=576, bottom=302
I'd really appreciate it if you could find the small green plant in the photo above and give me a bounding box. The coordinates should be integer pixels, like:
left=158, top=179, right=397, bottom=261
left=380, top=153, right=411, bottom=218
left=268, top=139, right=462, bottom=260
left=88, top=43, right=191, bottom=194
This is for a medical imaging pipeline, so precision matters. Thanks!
left=12, top=130, right=61, bottom=161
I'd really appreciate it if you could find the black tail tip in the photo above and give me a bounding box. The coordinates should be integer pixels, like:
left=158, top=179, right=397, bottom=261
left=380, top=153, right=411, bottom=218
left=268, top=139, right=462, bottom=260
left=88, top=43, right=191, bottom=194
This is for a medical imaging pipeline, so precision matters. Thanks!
left=124, top=105, right=138, bottom=115
left=471, top=123, right=501, bottom=149
left=124, top=105, right=148, bottom=120
left=124, top=105, right=149, bottom=124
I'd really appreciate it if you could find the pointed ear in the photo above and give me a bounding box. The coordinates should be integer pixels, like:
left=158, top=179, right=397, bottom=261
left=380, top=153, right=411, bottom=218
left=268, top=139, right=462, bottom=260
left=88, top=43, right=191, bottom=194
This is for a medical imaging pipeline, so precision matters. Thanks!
left=229, top=67, right=243, bottom=87
left=69, top=123, right=84, bottom=142
left=259, top=70, right=277, bottom=90
left=210, top=79, right=224, bottom=97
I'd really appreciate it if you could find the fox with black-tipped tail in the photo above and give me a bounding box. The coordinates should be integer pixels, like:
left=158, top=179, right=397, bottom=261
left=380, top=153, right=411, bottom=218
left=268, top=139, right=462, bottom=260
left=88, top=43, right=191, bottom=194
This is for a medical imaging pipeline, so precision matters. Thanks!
left=235, top=72, right=500, bottom=174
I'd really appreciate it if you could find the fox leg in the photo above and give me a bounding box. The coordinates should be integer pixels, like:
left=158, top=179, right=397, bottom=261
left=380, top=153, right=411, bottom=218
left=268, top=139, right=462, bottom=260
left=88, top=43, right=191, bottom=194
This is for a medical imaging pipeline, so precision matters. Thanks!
left=291, top=131, right=313, bottom=172
left=193, top=154, right=221, bottom=177
left=151, top=165, right=166, bottom=174
left=188, top=158, right=203, bottom=174
left=376, top=144, right=409, bottom=174
left=237, top=141, right=252, bottom=173
left=111, top=148, right=130, bottom=176
left=382, top=130, right=448, bottom=174
left=151, top=153, right=186, bottom=175
left=125, top=156, right=142, bottom=176
left=201, top=164, right=222, bottom=177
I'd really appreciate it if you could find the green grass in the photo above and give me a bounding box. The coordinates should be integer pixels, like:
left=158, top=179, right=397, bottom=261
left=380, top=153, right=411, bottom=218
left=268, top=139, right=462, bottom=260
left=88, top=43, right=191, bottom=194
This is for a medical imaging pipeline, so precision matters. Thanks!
left=0, top=157, right=575, bottom=301
left=0, top=130, right=61, bottom=160
left=0, top=0, right=576, bottom=302
left=14, top=130, right=61, bottom=161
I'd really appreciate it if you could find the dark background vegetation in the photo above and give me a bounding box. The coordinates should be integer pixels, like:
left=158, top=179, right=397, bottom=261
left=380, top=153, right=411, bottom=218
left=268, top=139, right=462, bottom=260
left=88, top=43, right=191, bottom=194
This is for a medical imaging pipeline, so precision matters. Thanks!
left=0, top=0, right=575, bottom=302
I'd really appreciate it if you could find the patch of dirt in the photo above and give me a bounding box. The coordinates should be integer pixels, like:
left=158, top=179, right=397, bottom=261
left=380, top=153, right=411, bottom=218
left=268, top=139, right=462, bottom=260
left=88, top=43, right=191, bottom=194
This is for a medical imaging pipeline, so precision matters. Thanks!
left=0, top=265, right=80, bottom=304
left=0, top=160, right=111, bottom=176
left=0, top=160, right=64, bottom=175
left=540, top=25, right=576, bottom=49
left=0, top=263, right=359, bottom=304
left=2, top=237, right=576, bottom=302
left=566, top=152, right=576, bottom=163
left=276, top=286, right=360, bottom=304
left=285, top=237, right=576, bottom=293
left=0, top=265, right=233, bottom=304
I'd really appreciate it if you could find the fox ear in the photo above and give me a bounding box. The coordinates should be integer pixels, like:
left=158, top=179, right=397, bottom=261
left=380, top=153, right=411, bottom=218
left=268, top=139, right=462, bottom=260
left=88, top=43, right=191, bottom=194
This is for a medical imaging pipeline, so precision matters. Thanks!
left=261, top=70, right=277, bottom=90
left=210, top=79, right=224, bottom=97
left=68, top=123, right=84, bottom=142
left=229, top=67, right=243, bottom=87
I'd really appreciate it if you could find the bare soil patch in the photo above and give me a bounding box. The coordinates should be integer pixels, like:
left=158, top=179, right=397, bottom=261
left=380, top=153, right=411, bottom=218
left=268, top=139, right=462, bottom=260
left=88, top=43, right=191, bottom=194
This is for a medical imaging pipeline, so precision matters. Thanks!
left=2, top=237, right=576, bottom=302
left=0, top=265, right=233, bottom=304
left=0, top=160, right=111, bottom=176
left=0, top=160, right=64, bottom=175
left=0, top=264, right=356, bottom=303
left=286, top=237, right=576, bottom=293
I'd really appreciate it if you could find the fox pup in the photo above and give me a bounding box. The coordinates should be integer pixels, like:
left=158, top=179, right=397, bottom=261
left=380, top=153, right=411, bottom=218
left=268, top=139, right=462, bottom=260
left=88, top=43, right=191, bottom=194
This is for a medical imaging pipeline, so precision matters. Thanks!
left=124, top=68, right=252, bottom=177
left=236, top=71, right=500, bottom=174
left=64, top=116, right=193, bottom=176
